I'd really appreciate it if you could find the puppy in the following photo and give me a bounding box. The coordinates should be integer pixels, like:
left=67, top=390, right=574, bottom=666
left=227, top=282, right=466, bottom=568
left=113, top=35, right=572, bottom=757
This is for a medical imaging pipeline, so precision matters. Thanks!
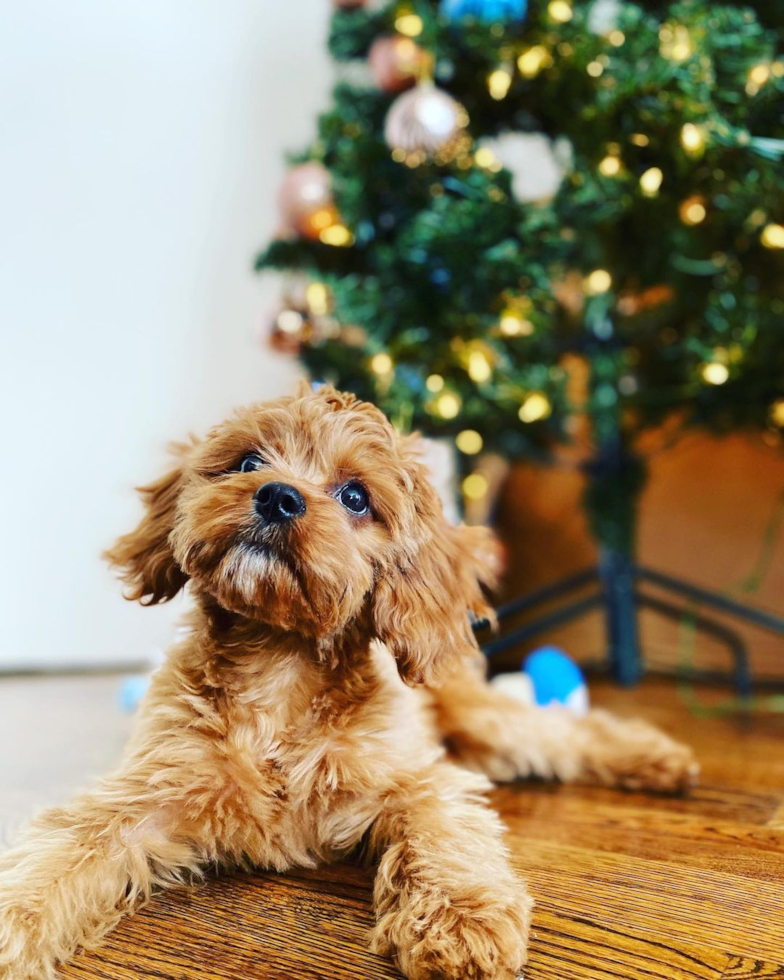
left=0, top=385, right=697, bottom=980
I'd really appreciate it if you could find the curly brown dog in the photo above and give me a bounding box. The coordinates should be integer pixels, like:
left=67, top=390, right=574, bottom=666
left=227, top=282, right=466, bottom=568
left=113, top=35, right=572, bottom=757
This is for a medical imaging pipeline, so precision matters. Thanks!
left=0, top=384, right=698, bottom=979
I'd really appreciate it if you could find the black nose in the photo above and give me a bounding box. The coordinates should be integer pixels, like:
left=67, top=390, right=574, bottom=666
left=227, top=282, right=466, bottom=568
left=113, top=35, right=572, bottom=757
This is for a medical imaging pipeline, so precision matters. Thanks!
left=254, top=482, right=306, bottom=524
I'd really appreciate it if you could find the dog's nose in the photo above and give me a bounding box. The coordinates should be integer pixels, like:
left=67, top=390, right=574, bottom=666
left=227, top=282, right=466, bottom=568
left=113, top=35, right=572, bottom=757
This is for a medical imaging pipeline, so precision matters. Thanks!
left=254, top=482, right=306, bottom=524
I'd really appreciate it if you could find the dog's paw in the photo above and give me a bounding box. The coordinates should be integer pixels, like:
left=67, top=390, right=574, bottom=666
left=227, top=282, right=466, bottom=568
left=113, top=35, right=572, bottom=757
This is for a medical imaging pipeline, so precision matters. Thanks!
left=372, top=885, right=532, bottom=980
left=583, top=711, right=700, bottom=795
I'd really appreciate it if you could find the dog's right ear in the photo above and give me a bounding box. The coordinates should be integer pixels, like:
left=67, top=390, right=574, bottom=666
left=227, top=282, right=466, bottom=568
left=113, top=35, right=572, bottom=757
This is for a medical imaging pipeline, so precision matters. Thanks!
left=104, top=447, right=190, bottom=605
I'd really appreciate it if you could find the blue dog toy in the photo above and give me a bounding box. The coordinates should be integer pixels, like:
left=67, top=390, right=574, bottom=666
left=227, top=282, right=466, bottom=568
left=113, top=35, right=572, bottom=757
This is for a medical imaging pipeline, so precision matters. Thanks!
left=524, top=646, right=589, bottom=715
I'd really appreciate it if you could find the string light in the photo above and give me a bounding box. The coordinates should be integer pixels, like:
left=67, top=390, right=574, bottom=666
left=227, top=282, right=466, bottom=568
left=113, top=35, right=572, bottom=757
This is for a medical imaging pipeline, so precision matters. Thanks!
left=319, top=224, right=354, bottom=246
left=630, top=133, right=649, bottom=147
left=547, top=0, right=572, bottom=23
left=639, top=166, right=663, bottom=196
left=518, top=392, right=552, bottom=423
left=370, top=352, right=393, bottom=375
left=584, top=269, right=612, bottom=295
left=488, top=68, right=513, bottom=101
left=598, top=154, right=621, bottom=176
left=659, top=24, right=693, bottom=62
left=474, top=147, right=497, bottom=169
left=517, top=46, right=552, bottom=78
left=761, top=223, right=784, bottom=249
left=305, top=282, right=330, bottom=315
left=746, top=63, right=771, bottom=95
left=467, top=350, right=492, bottom=382
left=679, top=196, right=707, bottom=225
left=680, top=122, right=706, bottom=154
left=587, top=61, right=604, bottom=78
left=499, top=311, right=534, bottom=336
left=309, top=208, right=338, bottom=231
left=394, top=13, right=423, bottom=37
left=426, top=373, right=444, bottom=392
left=609, top=30, right=625, bottom=46
left=701, top=361, right=729, bottom=385
left=462, top=473, right=488, bottom=500
left=456, top=430, right=483, bottom=455
left=277, top=310, right=304, bottom=334
left=770, top=399, right=784, bottom=427
left=434, top=392, right=461, bottom=419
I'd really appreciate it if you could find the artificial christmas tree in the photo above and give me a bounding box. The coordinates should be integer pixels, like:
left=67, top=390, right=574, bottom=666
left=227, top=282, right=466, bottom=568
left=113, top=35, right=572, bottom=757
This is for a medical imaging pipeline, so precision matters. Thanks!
left=257, top=0, right=784, bottom=685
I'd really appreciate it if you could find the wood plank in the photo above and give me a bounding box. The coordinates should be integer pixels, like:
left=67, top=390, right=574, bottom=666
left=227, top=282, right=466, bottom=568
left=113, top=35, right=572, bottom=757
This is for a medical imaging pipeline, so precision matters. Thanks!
left=526, top=909, right=727, bottom=980
left=491, top=788, right=784, bottom=882
left=65, top=865, right=397, bottom=980
left=508, top=840, right=784, bottom=964
left=721, top=958, right=784, bottom=979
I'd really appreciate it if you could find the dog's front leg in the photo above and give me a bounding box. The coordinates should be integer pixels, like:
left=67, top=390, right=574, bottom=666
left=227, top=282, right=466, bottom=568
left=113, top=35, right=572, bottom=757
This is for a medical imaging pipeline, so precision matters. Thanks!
left=369, top=762, right=532, bottom=980
left=0, top=759, right=221, bottom=980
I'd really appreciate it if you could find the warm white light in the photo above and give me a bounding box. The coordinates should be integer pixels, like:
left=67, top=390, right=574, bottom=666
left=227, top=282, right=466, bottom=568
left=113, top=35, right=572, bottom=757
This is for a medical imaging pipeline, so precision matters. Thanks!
left=609, top=30, right=625, bottom=46
left=761, top=223, right=784, bottom=249
left=640, top=167, right=663, bottom=196
left=680, top=122, right=706, bottom=154
left=517, top=46, right=552, bottom=78
left=435, top=392, right=461, bottom=419
left=462, top=473, right=489, bottom=499
left=518, top=392, right=552, bottom=423
left=456, top=430, right=483, bottom=455
left=426, top=373, right=444, bottom=392
left=701, top=362, right=729, bottom=385
left=679, top=197, right=707, bottom=225
left=747, top=62, right=771, bottom=95
left=500, top=312, right=534, bottom=336
left=587, top=61, right=604, bottom=77
left=395, top=13, right=423, bottom=37
left=319, top=224, right=354, bottom=246
left=599, top=155, right=621, bottom=176
left=488, top=68, right=512, bottom=101
left=660, top=24, right=693, bottom=62
left=584, top=269, right=612, bottom=295
left=474, top=147, right=497, bottom=169
left=370, top=353, right=393, bottom=375
left=305, top=282, right=330, bottom=315
left=467, top=351, right=492, bottom=382
left=771, top=399, right=784, bottom=427
left=548, top=0, right=573, bottom=23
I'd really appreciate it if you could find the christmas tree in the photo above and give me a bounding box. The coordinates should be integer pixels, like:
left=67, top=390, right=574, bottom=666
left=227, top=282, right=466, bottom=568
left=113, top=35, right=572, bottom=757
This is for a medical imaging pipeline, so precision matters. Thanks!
left=256, top=0, right=783, bottom=560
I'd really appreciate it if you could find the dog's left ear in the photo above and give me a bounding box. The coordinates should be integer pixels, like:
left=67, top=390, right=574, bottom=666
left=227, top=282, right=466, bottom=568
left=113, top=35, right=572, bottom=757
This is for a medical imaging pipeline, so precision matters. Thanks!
left=373, top=450, right=502, bottom=686
left=104, top=444, right=191, bottom=605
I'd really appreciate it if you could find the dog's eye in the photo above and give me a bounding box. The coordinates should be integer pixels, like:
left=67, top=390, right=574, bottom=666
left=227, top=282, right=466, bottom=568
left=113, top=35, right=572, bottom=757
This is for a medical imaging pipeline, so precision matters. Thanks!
left=337, top=482, right=369, bottom=516
left=239, top=453, right=265, bottom=473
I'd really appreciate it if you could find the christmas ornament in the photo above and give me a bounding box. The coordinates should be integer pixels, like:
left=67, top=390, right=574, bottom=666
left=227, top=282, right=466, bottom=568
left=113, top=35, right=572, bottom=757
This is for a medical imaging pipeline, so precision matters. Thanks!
left=278, top=162, right=335, bottom=239
left=384, top=85, right=469, bottom=162
left=440, top=0, right=528, bottom=24
left=477, top=132, right=567, bottom=202
left=368, top=36, right=433, bottom=93
left=267, top=306, right=313, bottom=355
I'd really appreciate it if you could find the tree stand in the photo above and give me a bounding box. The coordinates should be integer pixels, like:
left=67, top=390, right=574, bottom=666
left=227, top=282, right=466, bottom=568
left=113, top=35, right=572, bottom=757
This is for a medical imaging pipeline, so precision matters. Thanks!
left=477, top=445, right=784, bottom=697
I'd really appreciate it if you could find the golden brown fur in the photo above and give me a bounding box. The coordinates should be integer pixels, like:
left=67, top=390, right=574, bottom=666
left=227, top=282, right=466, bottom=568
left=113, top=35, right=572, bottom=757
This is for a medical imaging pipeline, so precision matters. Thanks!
left=0, top=385, right=698, bottom=979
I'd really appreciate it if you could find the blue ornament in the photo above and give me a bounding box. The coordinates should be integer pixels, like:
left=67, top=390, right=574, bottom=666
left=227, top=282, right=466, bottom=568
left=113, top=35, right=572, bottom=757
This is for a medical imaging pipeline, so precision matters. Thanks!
left=441, top=0, right=528, bottom=25
left=523, top=646, right=589, bottom=715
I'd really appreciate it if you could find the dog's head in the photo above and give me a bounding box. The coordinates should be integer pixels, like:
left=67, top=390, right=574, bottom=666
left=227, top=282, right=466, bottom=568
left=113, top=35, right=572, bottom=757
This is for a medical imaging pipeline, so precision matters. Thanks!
left=106, top=385, right=499, bottom=683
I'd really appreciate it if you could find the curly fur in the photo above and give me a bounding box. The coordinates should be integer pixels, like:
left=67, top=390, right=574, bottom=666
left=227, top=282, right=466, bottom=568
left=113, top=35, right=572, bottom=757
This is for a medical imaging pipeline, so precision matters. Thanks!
left=0, top=385, right=698, bottom=979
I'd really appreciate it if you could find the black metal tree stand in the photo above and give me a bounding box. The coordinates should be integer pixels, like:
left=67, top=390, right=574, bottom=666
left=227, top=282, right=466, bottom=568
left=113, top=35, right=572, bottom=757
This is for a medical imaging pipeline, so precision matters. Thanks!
left=476, top=437, right=784, bottom=697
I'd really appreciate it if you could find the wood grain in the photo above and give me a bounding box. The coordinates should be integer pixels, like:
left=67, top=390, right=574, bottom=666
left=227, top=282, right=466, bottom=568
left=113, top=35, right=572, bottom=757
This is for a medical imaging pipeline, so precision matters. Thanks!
left=61, top=679, right=784, bottom=980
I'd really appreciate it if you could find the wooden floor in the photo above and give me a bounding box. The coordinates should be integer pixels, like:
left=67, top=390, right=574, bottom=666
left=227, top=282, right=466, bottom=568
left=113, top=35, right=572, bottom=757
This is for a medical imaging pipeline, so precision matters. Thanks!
left=53, top=679, right=784, bottom=980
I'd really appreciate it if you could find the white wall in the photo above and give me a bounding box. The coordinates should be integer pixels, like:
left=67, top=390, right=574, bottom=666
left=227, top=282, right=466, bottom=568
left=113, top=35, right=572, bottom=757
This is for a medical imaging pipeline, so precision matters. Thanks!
left=0, top=1, right=331, bottom=669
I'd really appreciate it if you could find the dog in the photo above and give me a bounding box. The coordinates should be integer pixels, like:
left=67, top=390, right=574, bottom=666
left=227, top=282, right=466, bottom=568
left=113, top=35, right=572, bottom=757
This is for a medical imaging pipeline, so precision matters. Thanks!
left=0, top=384, right=698, bottom=980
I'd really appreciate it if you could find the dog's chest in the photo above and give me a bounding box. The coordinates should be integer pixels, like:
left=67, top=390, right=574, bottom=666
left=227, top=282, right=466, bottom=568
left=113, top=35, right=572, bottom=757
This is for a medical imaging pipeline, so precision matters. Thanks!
left=232, top=648, right=437, bottom=848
